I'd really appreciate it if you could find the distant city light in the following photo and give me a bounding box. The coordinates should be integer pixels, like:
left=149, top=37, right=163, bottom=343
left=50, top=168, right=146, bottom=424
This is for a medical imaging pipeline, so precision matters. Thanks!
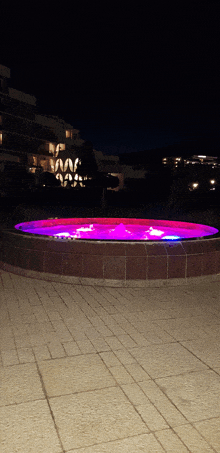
left=210, top=179, right=215, bottom=184
left=192, top=182, right=199, bottom=188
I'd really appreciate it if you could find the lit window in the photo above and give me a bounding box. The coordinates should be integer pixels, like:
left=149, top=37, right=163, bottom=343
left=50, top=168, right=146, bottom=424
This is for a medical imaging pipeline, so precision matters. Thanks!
left=64, top=159, right=68, bottom=172
left=0, top=133, right=2, bottom=145
left=59, top=159, right=63, bottom=171
left=56, top=173, right=63, bottom=182
left=50, top=158, right=55, bottom=172
left=55, top=159, right=63, bottom=172
left=74, top=158, right=79, bottom=172
left=64, top=173, right=73, bottom=181
left=64, top=158, right=74, bottom=172
left=66, top=130, right=71, bottom=138
left=49, top=143, right=55, bottom=153
left=54, top=143, right=65, bottom=157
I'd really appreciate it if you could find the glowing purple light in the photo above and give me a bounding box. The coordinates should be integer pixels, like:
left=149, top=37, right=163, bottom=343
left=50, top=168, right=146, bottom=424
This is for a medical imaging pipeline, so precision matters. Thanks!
left=14, top=218, right=219, bottom=241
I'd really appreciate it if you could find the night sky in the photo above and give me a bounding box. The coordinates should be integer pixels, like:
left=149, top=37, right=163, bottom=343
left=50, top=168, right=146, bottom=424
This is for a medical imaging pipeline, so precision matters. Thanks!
left=1, top=1, right=220, bottom=156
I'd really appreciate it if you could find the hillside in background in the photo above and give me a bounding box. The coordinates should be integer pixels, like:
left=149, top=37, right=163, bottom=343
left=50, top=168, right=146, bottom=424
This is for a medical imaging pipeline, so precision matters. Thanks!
left=119, top=138, right=220, bottom=169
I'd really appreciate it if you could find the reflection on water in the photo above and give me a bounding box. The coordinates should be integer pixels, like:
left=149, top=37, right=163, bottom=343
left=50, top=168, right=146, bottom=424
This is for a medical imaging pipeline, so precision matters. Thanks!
left=15, top=220, right=219, bottom=241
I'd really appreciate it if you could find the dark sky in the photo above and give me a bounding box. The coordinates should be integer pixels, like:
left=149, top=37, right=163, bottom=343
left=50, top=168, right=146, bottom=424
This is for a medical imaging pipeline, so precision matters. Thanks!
left=1, top=1, right=220, bottom=155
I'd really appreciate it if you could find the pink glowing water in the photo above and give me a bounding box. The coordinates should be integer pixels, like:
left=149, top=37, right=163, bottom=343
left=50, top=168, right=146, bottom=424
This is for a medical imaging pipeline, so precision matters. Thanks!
left=14, top=218, right=219, bottom=241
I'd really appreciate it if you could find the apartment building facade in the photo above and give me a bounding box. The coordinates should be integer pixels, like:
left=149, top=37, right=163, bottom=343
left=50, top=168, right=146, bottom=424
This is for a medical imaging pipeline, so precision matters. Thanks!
left=0, top=64, right=86, bottom=187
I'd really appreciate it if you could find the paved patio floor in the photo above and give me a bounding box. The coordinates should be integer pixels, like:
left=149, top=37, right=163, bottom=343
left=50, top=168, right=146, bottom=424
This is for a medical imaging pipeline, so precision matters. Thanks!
left=1, top=270, right=220, bottom=452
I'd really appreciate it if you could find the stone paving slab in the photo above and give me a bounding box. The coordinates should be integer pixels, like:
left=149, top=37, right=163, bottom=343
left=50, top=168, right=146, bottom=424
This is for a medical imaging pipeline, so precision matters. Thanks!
left=0, top=269, right=220, bottom=452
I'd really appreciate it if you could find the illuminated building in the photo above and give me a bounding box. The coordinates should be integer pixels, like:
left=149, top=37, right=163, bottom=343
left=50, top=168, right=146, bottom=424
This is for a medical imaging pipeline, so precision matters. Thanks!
left=184, top=155, right=220, bottom=167
left=0, top=64, right=84, bottom=185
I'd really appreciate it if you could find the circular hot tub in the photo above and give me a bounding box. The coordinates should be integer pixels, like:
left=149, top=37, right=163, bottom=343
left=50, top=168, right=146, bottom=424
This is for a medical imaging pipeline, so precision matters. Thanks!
left=0, top=217, right=220, bottom=287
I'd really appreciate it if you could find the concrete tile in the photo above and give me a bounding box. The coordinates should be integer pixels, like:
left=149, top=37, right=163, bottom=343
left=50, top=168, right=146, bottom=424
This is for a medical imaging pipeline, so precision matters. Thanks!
left=136, top=403, right=169, bottom=431
left=131, top=343, right=208, bottom=379
left=0, top=363, right=44, bottom=406
left=156, top=370, right=220, bottom=422
left=77, top=339, right=97, bottom=354
left=155, top=428, right=190, bottom=452
left=174, top=424, right=216, bottom=452
left=38, top=321, right=55, bottom=333
left=121, top=383, right=150, bottom=406
left=32, top=305, right=50, bottom=322
left=195, top=418, right=220, bottom=452
left=124, top=363, right=151, bottom=381
left=49, top=387, right=149, bottom=450
left=109, top=365, right=135, bottom=384
left=0, top=400, right=61, bottom=453
left=62, top=341, right=81, bottom=356
left=46, top=310, right=62, bottom=320
left=128, top=331, right=152, bottom=347
left=155, top=318, right=211, bottom=341
left=134, top=322, right=173, bottom=344
left=47, top=341, right=66, bottom=358
left=0, top=336, right=16, bottom=350
left=139, top=380, right=187, bottom=427
left=38, top=354, right=115, bottom=397
left=100, top=318, right=126, bottom=336
left=117, top=334, right=138, bottom=348
left=66, top=433, right=165, bottom=452
left=44, top=331, right=64, bottom=343
left=95, top=324, right=114, bottom=337
left=1, top=348, right=19, bottom=366
left=181, top=338, right=220, bottom=369
left=33, top=345, right=51, bottom=361
left=17, top=347, right=35, bottom=363
left=26, top=322, right=42, bottom=335
left=104, top=336, right=124, bottom=350
left=29, top=333, right=47, bottom=347
left=14, top=335, right=32, bottom=348
left=84, top=326, right=102, bottom=340
left=113, top=348, right=136, bottom=365
left=89, top=338, right=111, bottom=352
left=68, top=328, right=88, bottom=341
left=21, top=314, right=38, bottom=323
left=99, top=351, right=121, bottom=367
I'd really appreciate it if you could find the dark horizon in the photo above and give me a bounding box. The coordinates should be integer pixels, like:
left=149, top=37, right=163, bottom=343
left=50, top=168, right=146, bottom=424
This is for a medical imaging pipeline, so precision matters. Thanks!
left=1, top=1, right=220, bottom=157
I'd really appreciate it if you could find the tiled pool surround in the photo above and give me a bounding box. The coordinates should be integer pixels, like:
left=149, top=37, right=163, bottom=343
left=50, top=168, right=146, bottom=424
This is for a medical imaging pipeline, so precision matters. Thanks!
left=0, top=218, right=220, bottom=286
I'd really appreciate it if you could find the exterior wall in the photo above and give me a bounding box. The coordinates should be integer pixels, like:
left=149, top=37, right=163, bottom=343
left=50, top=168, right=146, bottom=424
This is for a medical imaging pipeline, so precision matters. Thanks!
left=8, top=87, right=36, bottom=106
left=0, top=64, right=84, bottom=179
left=0, top=65, right=11, bottom=78
left=1, top=226, right=220, bottom=287
left=0, top=66, right=56, bottom=169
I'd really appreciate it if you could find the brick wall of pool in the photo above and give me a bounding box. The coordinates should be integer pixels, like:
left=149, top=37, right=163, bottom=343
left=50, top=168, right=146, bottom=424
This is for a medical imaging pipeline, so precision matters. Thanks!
left=0, top=218, right=220, bottom=287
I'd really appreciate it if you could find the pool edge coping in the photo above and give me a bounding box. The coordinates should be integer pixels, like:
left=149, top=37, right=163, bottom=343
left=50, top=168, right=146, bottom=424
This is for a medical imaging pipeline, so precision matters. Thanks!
left=1, top=260, right=220, bottom=287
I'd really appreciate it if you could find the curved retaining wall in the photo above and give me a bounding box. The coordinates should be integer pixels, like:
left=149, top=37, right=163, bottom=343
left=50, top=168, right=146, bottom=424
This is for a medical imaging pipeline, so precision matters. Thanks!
left=0, top=227, right=220, bottom=286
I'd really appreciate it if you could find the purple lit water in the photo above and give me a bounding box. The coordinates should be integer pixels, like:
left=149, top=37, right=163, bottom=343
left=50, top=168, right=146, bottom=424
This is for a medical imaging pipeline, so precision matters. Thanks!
left=14, top=218, right=219, bottom=241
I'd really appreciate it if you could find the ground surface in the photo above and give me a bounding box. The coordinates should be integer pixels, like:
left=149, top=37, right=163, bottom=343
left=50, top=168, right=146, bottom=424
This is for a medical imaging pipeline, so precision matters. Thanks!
left=1, top=269, right=220, bottom=452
